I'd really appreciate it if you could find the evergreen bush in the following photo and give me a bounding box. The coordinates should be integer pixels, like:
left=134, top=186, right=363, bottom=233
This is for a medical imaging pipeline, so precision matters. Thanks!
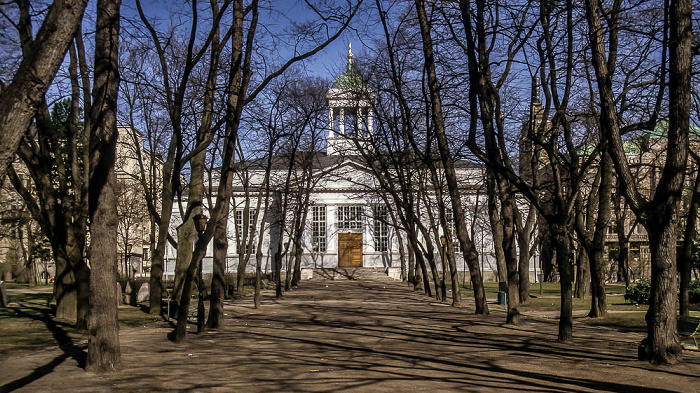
left=625, top=279, right=651, bottom=305
left=624, top=279, right=700, bottom=304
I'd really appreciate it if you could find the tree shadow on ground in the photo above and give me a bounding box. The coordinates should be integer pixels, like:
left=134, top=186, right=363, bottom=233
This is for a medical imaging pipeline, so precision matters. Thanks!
left=1, top=304, right=86, bottom=392
left=2, top=280, right=698, bottom=392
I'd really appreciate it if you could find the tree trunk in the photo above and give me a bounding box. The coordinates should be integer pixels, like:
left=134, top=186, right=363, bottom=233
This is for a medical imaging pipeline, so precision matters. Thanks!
left=500, top=184, right=520, bottom=324
left=517, top=206, right=536, bottom=303
left=589, top=150, right=613, bottom=317
left=575, top=248, right=590, bottom=299
left=447, top=244, right=460, bottom=306
left=86, top=0, right=122, bottom=372
left=552, top=226, right=573, bottom=343
left=54, top=259, right=77, bottom=322
left=173, top=221, right=195, bottom=303
left=416, top=222, right=441, bottom=301
left=405, top=221, right=431, bottom=296
left=640, top=219, right=682, bottom=364
left=271, top=193, right=286, bottom=294
left=428, top=166, right=460, bottom=305
left=149, top=184, right=175, bottom=316
left=394, top=222, right=407, bottom=283
left=73, top=259, right=90, bottom=331
left=174, top=243, right=204, bottom=342
left=539, top=227, right=555, bottom=281
left=415, top=247, right=431, bottom=296
left=407, top=237, right=417, bottom=289
left=174, top=143, right=206, bottom=304
left=207, top=206, right=229, bottom=329
left=638, top=0, right=690, bottom=364
left=255, top=248, right=262, bottom=308
left=236, top=253, right=248, bottom=296
left=291, top=189, right=311, bottom=288
left=235, top=202, right=254, bottom=297
left=617, top=232, right=630, bottom=285
left=486, top=171, right=507, bottom=282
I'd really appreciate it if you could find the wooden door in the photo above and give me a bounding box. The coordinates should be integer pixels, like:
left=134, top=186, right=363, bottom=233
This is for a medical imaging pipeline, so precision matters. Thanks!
left=338, top=233, right=363, bottom=267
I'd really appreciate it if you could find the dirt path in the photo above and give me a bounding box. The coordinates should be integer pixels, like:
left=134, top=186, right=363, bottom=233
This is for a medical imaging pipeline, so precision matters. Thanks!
left=1, top=279, right=698, bottom=392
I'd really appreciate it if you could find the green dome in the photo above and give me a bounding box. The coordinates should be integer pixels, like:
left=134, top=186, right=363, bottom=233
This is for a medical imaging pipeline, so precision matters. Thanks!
left=331, top=63, right=367, bottom=89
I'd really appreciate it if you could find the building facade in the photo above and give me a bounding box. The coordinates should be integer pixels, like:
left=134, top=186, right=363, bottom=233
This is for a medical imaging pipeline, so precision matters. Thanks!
left=164, top=47, right=531, bottom=282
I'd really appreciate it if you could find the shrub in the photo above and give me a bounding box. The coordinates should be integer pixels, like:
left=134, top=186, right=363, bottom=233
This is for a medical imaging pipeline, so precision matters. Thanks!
left=625, top=279, right=651, bottom=305
left=625, top=279, right=700, bottom=305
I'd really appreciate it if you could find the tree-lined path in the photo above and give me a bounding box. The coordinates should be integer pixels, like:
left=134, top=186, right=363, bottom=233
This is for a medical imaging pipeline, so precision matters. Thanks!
left=1, top=279, right=698, bottom=392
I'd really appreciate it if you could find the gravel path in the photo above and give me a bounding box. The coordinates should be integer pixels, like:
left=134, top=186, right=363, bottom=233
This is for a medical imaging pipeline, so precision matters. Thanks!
left=1, top=279, right=698, bottom=392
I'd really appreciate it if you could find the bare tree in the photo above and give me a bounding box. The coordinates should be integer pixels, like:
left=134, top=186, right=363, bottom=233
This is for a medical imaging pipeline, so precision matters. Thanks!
left=173, top=0, right=361, bottom=342
left=132, top=0, right=232, bottom=316
left=0, top=0, right=88, bottom=181
left=368, top=0, right=487, bottom=310
left=584, top=0, right=691, bottom=364
left=456, top=0, right=597, bottom=339
left=9, top=49, right=91, bottom=327
left=86, top=0, right=122, bottom=372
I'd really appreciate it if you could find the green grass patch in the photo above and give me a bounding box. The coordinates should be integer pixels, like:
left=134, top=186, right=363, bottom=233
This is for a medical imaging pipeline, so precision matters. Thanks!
left=579, top=312, right=647, bottom=332
left=457, top=280, right=700, bottom=332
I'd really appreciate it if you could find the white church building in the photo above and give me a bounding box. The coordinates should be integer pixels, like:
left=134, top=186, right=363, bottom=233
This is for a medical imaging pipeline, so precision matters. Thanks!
left=164, top=46, right=528, bottom=281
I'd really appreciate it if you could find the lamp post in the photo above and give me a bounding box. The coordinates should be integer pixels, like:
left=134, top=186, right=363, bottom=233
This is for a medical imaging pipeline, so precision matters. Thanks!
left=126, top=243, right=133, bottom=280
left=440, top=235, right=447, bottom=302
left=193, top=213, right=208, bottom=333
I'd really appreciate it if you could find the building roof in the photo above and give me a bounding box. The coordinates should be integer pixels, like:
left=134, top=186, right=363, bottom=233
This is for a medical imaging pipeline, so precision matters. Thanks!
left=642, top=118, right=700, bottom=140
left=576, top=118, right=700, bottom=156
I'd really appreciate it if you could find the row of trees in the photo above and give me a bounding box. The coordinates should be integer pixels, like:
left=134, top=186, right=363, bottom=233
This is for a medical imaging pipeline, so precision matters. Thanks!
left=0, top=0, right=696, bottom=371
left=307, top=0, right=697, bottom=366
left=363, top=0, right=695, bottom=365
left=0, top=0, right=361, bottom=371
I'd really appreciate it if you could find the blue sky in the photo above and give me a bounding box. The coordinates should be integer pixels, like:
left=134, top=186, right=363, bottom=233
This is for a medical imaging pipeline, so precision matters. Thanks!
left=124, top=0, right=373, bottom=81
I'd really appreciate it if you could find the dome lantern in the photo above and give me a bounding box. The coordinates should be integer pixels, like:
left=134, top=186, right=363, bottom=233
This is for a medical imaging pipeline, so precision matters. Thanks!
left=326, top=43, right=375, bottom=156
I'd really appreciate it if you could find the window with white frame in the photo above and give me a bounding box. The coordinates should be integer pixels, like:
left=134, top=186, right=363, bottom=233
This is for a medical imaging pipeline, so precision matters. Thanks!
left=374, top=204, right=390, bottom=252
left=311, top=205, right=326, bottom=252
left=338, top=205, right=363, bottom=230
left=235, top=208, right=256, bottom=253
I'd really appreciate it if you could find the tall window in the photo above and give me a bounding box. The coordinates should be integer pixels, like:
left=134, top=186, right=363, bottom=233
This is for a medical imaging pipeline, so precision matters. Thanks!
left=338, top=205, right=363, bottom=230
left=311, top=205, right=326, bottom=252
left=236, top=208, right=256, bottom=253
left=374, top=204, right=389, bottom=252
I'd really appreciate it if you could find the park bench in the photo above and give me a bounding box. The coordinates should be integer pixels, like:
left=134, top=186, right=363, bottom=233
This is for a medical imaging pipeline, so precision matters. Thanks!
left=678, top=316, right=700, bottom=348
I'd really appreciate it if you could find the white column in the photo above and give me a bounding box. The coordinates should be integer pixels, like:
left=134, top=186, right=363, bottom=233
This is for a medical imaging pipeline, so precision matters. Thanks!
left=328, top=108, right=335, bottom=138
left=339, top=108, right=345, bottom=135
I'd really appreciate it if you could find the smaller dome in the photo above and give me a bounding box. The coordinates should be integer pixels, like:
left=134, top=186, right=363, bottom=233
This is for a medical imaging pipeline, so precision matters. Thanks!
left=331, top=67, right=367, bottom=89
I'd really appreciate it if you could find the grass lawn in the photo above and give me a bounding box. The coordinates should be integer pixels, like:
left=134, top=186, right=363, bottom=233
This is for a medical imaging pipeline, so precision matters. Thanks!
left=0, top=284, right=160, bottom=361
left=458, top=280, right=700, bottom=333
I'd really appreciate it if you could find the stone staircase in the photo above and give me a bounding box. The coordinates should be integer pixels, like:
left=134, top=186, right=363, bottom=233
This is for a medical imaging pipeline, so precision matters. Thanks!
left=308, top=267, right=401, bottom=282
